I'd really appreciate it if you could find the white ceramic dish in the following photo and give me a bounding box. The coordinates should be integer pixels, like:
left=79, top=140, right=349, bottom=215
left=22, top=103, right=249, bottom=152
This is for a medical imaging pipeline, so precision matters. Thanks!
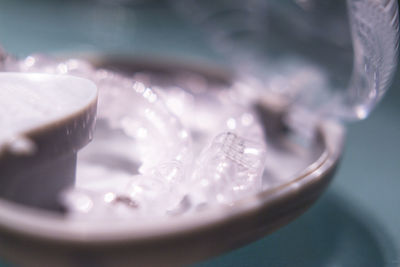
left=0, top=61, right=344, bottom=267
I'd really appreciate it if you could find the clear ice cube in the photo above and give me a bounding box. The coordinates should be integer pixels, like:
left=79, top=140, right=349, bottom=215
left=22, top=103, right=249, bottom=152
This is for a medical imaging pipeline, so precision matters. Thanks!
left=190, top=132, right=266, bottom=205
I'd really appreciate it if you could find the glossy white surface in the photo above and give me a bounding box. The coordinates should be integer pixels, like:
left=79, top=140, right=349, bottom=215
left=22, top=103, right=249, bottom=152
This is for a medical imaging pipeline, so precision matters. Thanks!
left=0, top=73, right=97, bottom=151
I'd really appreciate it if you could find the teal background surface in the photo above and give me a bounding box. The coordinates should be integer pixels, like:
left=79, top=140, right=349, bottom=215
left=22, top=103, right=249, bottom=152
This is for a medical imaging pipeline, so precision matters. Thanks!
left=0, top=1, right=399, bottom=266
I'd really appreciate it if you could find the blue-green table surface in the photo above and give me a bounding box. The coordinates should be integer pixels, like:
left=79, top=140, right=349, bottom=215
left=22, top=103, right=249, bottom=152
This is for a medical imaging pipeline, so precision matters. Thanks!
left=0, top=1, right=399, bottom=266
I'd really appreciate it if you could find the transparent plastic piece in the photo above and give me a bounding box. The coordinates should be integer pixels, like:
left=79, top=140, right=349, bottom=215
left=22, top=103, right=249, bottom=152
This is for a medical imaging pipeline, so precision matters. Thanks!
left=174, top=0, right=399, bottom=121
left=343, top=0, right=399, bottom=119
left=190, top=132, right=266, bottom=205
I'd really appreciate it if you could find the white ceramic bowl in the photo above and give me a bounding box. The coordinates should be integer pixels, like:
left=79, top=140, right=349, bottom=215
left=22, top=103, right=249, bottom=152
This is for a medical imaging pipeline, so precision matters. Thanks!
left=0, top=62, right=344, bottom=267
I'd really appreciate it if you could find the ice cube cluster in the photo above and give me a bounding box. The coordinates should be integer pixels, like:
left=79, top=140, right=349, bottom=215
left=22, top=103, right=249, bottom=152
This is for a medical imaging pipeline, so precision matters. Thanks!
left=3, top=54, right=267, bottom=221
